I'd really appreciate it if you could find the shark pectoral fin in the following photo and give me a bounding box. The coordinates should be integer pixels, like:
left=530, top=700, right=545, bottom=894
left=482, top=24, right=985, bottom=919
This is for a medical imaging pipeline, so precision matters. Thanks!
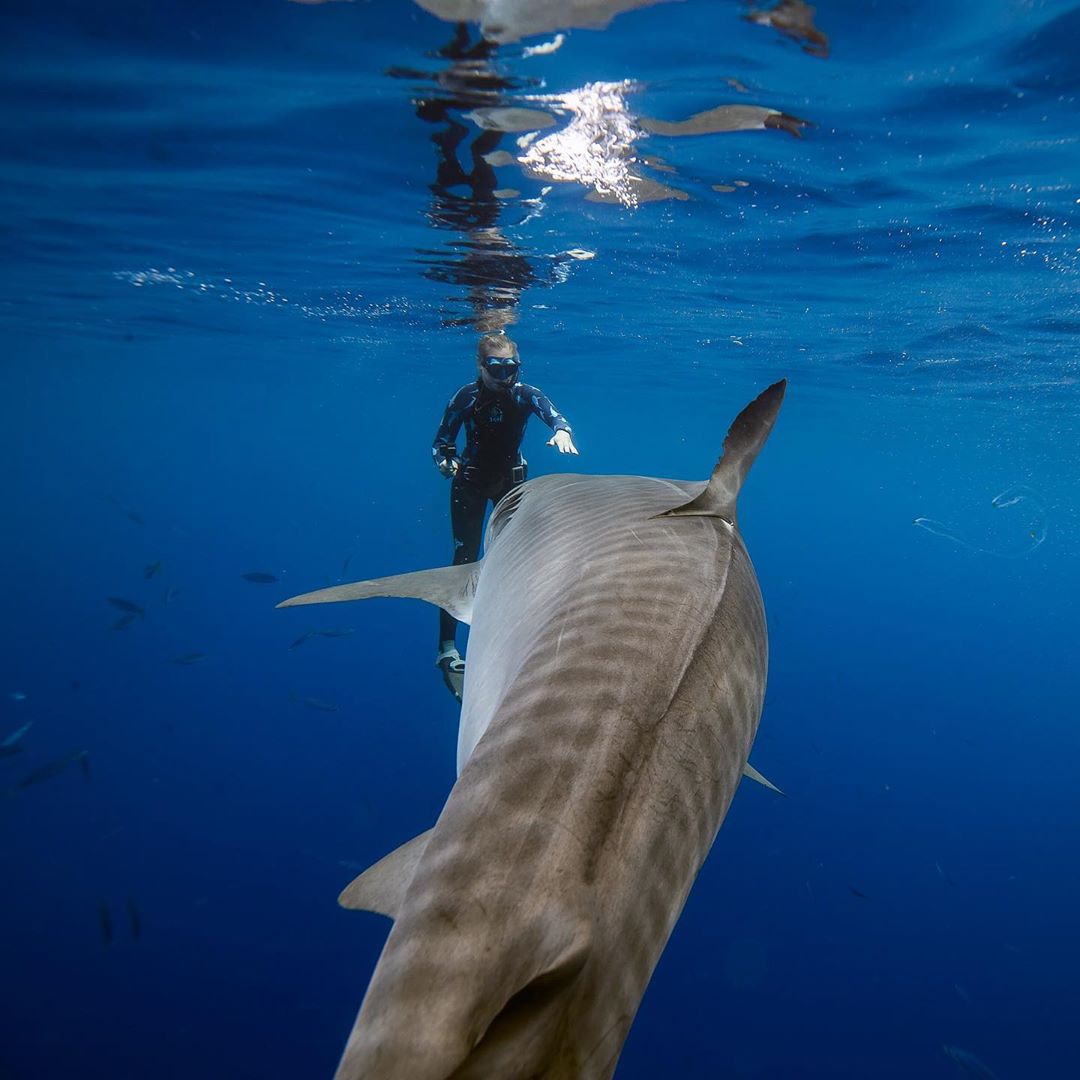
left=277, top=562, right=482, bottom=624
left=338, top=828, right=435, bottom=917
left=743, top=762, right=785, bottom=797
left=659, top=379, right=786, bottom=525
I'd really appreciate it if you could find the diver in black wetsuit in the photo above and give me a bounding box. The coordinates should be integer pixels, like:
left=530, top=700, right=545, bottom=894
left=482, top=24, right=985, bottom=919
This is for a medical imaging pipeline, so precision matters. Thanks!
left=432, top=332, right=578, bottom=700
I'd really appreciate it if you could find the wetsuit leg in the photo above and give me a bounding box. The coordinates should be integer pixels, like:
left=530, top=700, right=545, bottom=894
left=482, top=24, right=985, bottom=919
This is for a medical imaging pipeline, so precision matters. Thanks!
left=486, top=462, right=526, bottom=514
left=439, top=471, right=488, bottom=647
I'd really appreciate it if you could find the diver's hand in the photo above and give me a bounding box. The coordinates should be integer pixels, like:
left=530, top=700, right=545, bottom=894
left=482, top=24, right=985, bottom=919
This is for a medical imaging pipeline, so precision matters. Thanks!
left=548, top=430, right=579, bottom=455
left=437, top=457, right=460, bottom=478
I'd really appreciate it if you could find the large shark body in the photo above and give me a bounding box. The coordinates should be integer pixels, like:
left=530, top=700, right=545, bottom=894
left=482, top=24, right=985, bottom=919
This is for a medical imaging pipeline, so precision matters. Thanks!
left=279, top=381, right=786, bottom=1080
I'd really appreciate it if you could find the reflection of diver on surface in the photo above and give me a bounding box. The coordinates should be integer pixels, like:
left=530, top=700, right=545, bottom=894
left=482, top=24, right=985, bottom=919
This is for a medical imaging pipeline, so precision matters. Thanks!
left=390, top=24, right=553, bottom=331
left=432, top=333, right=578, bottom=700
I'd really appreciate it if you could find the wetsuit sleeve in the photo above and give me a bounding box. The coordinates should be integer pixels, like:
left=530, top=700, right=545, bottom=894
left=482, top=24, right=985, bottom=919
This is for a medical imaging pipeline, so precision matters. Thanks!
left=520, top=384, right=572, bottom=435
left=432, top=385, right=473, bottom=465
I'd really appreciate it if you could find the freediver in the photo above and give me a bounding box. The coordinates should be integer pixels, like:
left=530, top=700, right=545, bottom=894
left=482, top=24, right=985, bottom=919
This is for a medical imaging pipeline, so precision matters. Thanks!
left=432, top=332, right=578, bottom=700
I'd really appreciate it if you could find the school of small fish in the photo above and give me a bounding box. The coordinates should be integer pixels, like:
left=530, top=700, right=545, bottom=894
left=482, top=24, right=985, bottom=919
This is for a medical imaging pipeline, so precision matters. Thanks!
left=3, top=498, right=362, bottom=951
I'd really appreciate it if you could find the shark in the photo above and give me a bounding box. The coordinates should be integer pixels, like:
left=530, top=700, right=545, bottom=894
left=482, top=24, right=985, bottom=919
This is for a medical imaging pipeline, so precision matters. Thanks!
left=278, top=380, right=786, bottom=1079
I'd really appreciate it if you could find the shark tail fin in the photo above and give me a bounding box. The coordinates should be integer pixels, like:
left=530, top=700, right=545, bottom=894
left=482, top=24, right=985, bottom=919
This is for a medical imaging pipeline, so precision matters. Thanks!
left=663, top=379, right=786, bottom=525
left=338, top=829, right=434, bottom=918
left=276, top=561, right=482, bottom=625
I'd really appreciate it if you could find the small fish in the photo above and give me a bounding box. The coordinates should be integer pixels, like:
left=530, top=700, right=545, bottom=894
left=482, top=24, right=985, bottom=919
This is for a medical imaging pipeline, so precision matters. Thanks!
left=143, top=560, right=163, bottom=580
left=172, top=653, right=206, bottom=665
left=111, top=613, right=136, bottom=631
left=162, top=585, right=181, bottom=606
left=341, top=553, right=354, bottom=576
left=848, top=885, right=869, bottom=900
left=242, top=572, right=278, bottom=584
left=943, top=1044, right=999, bottom=1079
left=9, top=691, right=27, bottom=702
left=14, top=749, right=89, bottom=792
left=106, top=494, right=145, bottom=524
left=78, top=751, right=91, bottom=779
left=0, top=721, right=33, bottom=757
left=127, top=898, right=142, bottom=941
left=107, top=597, right=145, bottom=618
left=303, top=697, right=339, bottom=713
left=936, top=860, right=958, bottom=887
left=317, top=628, right=355, bottom=638
left=289, top=632, right=315, bottom=650
left=98, top=902, right=114, bottom=947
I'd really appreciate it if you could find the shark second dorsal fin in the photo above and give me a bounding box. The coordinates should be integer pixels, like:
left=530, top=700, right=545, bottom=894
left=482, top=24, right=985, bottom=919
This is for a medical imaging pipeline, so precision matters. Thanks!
left=742, top=762, right=785, bottom=797
left=338, top=828, right=435, bottom=918
left=662, top=380, right=786, bottom=525
left=277, top=562, right=482, bottom=624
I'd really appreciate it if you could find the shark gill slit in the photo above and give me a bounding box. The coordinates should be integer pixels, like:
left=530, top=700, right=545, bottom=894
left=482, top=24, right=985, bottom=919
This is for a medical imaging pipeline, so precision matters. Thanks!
left=447, top=917, right=593, bottom=1079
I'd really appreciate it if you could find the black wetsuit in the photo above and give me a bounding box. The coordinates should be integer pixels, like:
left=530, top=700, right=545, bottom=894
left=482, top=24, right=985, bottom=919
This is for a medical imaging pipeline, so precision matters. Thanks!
left=432, top=378, right=572, bottom=646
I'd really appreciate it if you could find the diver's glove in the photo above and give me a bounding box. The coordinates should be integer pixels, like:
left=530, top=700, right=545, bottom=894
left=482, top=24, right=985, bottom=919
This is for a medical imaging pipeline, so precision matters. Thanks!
left=547, top=430, right=579, bottom=455
left=437, top=455, right=461, bottom=478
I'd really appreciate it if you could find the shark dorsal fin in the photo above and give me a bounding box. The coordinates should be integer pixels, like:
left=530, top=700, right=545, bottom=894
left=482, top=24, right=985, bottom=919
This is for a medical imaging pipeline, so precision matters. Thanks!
left=662, top=380, right=786, bottom=525
left=742, top=762, right=785, bottom=796
left=277, top=562, right=482, bottom=625
left=338, top=828, right=435, bottom=918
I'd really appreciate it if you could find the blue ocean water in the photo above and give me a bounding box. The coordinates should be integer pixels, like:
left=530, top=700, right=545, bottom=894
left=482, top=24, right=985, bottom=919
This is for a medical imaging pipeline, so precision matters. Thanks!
left=1, top=0, right=1078, bottom=1076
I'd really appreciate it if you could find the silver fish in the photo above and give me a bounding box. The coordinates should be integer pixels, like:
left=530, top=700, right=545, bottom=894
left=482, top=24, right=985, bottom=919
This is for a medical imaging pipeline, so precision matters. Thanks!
left=107, top=597, right=145, bottom=618
left=0, top=721, right=33, bottom=757
left=14, top=749, right=90, bottom=792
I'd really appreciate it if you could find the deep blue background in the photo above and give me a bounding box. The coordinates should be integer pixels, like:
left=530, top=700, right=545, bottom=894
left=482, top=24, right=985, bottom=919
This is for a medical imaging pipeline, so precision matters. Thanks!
left=2, top=1, right=1078, bottom=1077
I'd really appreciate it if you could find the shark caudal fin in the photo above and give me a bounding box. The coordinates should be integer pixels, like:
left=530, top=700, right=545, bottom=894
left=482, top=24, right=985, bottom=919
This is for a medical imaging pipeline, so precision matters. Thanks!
left=338, top=829, right=434, bottom=918
left=276, top=562, right=482, bottom=625
left=662, top=379, right=786, bottom=524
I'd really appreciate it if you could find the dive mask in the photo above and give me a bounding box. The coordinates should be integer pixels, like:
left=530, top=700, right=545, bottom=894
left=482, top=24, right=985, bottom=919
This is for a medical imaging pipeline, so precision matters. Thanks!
left=483, top=357, right=519, bottom=382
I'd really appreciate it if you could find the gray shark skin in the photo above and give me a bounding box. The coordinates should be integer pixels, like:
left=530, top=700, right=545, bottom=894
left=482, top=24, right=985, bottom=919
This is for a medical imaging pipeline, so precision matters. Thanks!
left=279, top=381, right=786, bottom=1080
